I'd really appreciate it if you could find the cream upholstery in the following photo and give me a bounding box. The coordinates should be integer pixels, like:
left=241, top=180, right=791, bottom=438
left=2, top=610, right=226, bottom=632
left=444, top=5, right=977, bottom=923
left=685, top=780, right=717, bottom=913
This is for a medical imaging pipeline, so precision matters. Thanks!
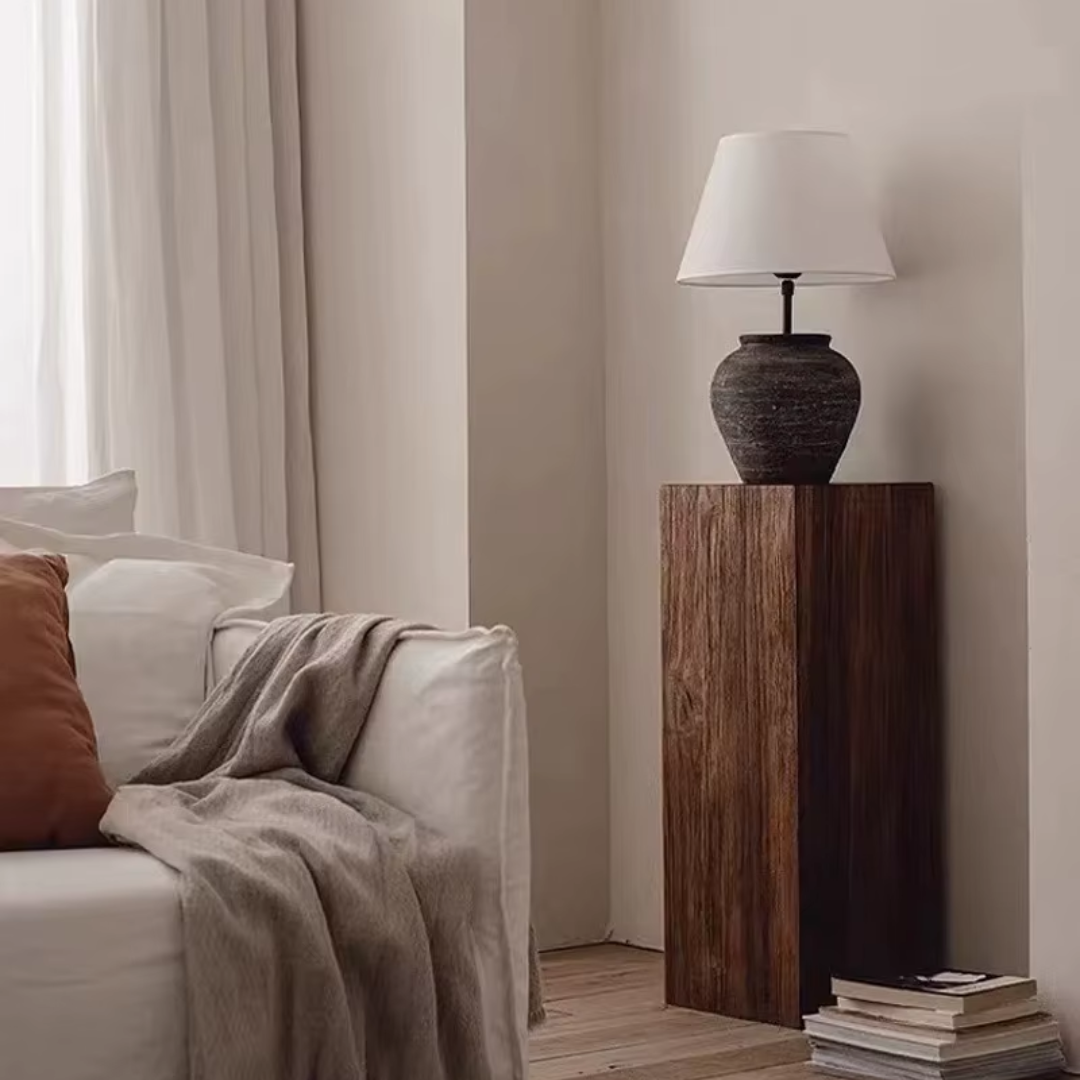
left=0, top=623, right=531, bottom=1080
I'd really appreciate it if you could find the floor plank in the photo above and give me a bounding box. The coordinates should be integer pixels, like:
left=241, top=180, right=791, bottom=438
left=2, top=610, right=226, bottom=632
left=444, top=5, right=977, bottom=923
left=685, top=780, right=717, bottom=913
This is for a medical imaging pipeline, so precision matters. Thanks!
left=530, top=945, right=812, bottom=1080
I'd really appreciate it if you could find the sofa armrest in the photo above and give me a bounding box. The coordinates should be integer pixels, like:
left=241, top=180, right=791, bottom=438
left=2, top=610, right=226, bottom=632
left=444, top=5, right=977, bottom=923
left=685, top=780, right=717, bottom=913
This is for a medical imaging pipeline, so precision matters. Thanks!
left=342, top=626, right=530, bottom=1079
left=211, top=621, right=531, bottom=1078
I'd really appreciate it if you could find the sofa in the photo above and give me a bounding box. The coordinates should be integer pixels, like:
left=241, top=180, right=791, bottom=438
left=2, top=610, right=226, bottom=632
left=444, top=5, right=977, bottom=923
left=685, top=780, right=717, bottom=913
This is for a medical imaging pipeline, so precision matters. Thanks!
left=0, top=618, right=532, bottom=1080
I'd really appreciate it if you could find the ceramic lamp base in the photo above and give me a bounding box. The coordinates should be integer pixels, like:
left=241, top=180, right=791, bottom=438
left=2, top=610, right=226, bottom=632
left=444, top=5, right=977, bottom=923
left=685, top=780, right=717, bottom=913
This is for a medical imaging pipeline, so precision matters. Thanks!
left=711, top=333, right=861, bottom=485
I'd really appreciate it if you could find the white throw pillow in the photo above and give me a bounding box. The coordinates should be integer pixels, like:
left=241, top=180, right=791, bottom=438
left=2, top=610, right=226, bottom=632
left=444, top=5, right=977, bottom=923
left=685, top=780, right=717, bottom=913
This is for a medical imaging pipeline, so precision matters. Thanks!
left=0, top=518, right=293, bottom=785
left=0, top=471, right=136, bottom=534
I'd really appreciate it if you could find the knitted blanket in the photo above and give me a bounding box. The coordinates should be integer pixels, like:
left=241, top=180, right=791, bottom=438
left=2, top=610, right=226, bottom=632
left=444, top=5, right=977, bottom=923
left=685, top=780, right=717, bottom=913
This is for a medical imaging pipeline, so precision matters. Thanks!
left=101, top=614, right=497, bottom=1080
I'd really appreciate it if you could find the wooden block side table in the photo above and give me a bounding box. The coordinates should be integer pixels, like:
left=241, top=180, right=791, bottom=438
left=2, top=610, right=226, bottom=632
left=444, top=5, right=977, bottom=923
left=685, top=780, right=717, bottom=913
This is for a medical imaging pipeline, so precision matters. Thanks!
left=660, top=483, right=943, bottom=1029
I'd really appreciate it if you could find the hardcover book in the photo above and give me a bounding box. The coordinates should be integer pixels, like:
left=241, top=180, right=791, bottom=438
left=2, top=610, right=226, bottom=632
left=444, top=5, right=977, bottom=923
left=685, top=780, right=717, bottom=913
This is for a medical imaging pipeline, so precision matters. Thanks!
left=803, top=1012, right=1058, bottom=1062
left=832, top=997, right=1041, bottom=1031
left=829, top=973, right=1037, bottom=1015
left=809, top=1040, right=1066, bottom=1080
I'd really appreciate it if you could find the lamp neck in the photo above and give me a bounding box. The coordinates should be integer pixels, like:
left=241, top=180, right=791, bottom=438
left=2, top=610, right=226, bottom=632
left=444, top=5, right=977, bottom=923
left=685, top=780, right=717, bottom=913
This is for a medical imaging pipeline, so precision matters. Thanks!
left=777, top=273, right=802, bottom=335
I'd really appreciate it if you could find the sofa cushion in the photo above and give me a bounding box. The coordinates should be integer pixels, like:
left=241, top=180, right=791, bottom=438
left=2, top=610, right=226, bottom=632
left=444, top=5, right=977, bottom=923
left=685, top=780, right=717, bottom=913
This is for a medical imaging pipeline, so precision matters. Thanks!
left=0, top=471, right=136, bottom=534
left=0, top=519, right=293, bottom=786
left=0, top=553, right=112, bottom=850
left=0, top=849, right=185, bottom=1080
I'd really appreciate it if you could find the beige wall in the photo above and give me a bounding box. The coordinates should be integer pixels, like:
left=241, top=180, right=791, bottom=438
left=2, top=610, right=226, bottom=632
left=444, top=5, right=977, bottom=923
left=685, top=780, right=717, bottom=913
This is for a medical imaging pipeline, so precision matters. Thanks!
left=600, top=0, right=1039, bottom=969
left=299, top=0, right=470, bottom=628
left=465, top=0, right=609, bottom=948
left=1024, top=5, right=1080, bottom=1057
left=297, top=0, right=1080, bottom=996
left=299, top=0, right=610, bottom=948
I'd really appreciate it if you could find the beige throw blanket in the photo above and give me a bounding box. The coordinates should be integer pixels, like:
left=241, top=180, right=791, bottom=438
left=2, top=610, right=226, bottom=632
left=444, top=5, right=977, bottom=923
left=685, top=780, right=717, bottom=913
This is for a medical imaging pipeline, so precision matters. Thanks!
left=101, top=614, right=495, bottom=1080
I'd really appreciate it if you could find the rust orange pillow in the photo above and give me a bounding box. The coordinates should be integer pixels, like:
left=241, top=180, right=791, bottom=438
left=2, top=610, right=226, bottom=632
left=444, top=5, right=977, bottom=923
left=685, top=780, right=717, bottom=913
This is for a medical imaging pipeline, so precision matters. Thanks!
left=0, top=552, right=112, bottom=848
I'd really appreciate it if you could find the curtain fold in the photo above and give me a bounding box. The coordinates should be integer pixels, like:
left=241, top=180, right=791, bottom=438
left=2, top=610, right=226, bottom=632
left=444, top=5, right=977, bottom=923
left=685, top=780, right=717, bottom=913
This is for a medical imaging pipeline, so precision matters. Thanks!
left=32, top=0, right=88, bottom=485
left=37, top=0, right=321, bottom=609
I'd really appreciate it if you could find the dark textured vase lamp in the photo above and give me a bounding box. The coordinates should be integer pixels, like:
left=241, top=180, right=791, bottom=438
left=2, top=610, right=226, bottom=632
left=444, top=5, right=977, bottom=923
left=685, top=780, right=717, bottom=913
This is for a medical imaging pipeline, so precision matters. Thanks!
left=677, top=131, right=895, bottom=484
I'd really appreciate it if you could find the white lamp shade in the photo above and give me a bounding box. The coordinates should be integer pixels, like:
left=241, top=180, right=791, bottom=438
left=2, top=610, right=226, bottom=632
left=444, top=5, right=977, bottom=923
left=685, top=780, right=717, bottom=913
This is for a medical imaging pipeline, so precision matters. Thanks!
left=677, top=131, right=895, bottom=287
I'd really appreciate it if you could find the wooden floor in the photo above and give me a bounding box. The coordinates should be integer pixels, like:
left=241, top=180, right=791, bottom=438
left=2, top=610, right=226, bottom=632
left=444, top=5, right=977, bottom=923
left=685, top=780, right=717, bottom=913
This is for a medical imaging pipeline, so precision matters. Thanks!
left=530, top=945, right=812, bottom=1080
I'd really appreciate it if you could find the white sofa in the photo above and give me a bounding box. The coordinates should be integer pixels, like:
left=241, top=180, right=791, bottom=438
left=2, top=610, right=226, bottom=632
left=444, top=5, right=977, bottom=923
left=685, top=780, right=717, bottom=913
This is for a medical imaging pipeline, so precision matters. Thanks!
left=0, top=621, right=532, bottom=1080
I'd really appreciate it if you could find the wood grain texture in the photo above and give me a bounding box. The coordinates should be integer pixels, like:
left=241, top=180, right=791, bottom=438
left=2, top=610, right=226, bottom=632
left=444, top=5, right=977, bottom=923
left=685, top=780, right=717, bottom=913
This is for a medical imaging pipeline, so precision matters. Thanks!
left=661, top=486, right=800, bottom=1025
left=660, top=485, right=942, bottom=1029
left=531, top=946, right=811, bottom=1080
left=795, top=485, right=943, bottom=1015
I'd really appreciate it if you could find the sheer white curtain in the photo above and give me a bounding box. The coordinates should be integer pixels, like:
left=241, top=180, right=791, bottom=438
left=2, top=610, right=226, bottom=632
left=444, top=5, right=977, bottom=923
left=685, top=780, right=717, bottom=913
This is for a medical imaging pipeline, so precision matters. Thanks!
left=0, top=5, right=38, bottom=483
left=1, top=0, right=320, bottom=609
left=0, top=3, right=87, bottom=486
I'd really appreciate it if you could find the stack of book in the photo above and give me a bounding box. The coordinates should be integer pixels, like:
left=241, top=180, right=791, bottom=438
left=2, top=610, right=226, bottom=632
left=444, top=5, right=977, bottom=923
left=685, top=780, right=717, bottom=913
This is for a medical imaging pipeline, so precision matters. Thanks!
left=804, top=971, right=1065, bottom=1080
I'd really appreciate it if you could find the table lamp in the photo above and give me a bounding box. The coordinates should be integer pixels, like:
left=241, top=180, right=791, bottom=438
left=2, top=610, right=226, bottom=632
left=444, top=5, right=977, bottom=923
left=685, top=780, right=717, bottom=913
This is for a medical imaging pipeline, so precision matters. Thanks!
left=678, top=130, right=895, bottom=484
